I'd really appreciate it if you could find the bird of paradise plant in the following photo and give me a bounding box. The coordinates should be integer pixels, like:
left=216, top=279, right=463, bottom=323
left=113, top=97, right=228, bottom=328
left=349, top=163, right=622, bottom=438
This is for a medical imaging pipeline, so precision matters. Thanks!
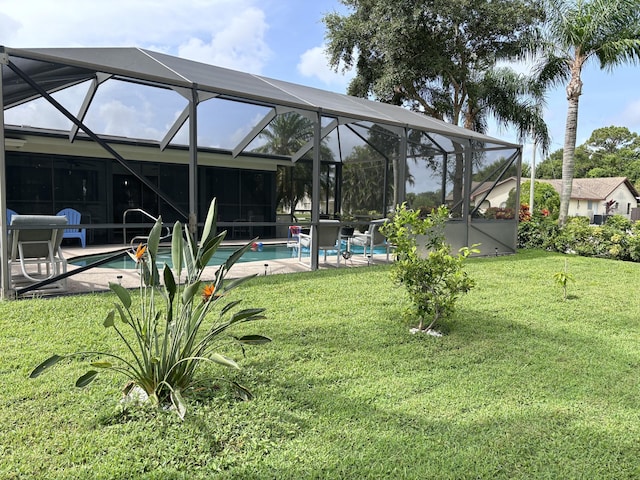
left=30, top=198, right=270, bottom=419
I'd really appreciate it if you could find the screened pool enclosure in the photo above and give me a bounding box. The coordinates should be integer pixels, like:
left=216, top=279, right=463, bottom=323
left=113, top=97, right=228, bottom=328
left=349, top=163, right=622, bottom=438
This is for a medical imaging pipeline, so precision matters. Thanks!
left=0, top=46, right=522, bottom=296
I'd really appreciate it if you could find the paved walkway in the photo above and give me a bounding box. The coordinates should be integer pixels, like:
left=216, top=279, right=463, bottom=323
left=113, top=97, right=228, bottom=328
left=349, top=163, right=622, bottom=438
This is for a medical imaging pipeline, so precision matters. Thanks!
left=44, top=242, right=391, bottom=296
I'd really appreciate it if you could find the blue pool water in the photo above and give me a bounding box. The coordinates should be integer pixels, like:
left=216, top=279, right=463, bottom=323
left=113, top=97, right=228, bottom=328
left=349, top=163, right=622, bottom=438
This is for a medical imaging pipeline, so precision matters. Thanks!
left=69, top=242, right=388, bottom=270
left=70, top=244, right=298, bottom=270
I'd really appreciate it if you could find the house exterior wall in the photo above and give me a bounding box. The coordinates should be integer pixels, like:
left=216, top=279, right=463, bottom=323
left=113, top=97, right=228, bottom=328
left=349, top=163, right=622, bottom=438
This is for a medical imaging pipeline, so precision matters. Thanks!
left=473, top=179, right=516, bottom=209
left=570, top=185, right=637, bottom=220
left=476, top=178, right=639, bottom=221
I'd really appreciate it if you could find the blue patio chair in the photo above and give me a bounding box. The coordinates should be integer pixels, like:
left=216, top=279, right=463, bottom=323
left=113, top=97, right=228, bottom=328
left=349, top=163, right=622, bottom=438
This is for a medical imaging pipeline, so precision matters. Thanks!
left=7, top=209, right=17, bottom=225
left=56, top=208, right=86, bottom=248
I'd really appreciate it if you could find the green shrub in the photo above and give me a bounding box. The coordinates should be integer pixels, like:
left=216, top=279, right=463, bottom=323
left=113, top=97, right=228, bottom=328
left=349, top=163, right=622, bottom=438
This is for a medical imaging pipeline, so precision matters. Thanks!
left=381, top=203, right=476, bottom=332
left=517, top=212, right=559, bottom=249
left=604, top=214, right=632, bottom=231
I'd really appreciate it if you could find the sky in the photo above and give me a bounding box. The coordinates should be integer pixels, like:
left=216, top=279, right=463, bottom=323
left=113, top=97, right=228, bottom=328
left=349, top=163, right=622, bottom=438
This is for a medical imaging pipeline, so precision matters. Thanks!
left=1, top=0, right=640, bottom=165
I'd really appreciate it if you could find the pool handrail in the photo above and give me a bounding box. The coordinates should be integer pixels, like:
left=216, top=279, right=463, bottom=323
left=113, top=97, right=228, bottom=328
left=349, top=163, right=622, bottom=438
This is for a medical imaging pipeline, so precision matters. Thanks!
left=123, top=208, right=172, bottom=247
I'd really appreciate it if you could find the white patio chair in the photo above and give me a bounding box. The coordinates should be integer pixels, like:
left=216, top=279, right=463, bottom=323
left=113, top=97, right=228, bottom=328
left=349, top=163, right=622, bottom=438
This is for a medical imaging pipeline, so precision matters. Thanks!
left=9, top=215, right=68, bottom=291
left=351, top=219, right=390, bottom=262
left=297, top=220, right=342, bottom=267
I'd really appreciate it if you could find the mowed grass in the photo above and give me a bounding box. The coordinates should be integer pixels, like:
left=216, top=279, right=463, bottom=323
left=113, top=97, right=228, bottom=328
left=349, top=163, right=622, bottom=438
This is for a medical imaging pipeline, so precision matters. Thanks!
left=2, top=250, right=640, bottom=479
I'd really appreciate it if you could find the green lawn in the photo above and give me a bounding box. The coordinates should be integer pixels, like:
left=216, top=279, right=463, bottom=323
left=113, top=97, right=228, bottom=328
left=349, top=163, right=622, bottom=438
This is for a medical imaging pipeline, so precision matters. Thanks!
left=2, top=250, right=640, bottom=479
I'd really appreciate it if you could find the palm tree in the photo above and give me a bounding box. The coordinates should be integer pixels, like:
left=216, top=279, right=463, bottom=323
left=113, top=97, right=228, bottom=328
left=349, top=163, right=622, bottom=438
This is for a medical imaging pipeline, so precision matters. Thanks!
left=428, top=66, right=549, bottom=212
left=253, top=112, right=334, bottom=213
left=534, top=0, right=640, bottom=225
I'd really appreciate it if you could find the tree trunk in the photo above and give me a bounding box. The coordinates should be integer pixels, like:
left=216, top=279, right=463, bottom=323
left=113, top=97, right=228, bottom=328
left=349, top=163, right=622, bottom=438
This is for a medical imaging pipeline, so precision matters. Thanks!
left=559, top=56, right=585, bottom=226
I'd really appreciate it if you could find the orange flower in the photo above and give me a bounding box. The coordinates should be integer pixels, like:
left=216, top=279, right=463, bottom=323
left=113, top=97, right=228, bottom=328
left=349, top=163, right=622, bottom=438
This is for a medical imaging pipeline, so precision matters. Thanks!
left=133, top=244, right=147, bottom=262
left=202, top=283, right=216, bottom=302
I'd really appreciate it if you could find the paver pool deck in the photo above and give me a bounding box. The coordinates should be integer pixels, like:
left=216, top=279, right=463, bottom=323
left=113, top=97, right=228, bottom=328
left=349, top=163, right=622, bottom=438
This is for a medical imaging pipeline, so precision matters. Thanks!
left=22, top=241, right=391, bottom=297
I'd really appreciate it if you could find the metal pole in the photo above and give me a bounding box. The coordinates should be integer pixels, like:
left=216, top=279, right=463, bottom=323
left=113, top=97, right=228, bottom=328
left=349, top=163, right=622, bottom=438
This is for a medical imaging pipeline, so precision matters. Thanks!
left=397, top=128, right=408, bottom=208
left=310, top=111, right=321, bottom=270
left=463, top=140, right=472, bottom=247
left=188, top=89, right=198, bottom=237
left=529, top=138, right=537, bottom=213
left=0, top=50, right=10, bottom=299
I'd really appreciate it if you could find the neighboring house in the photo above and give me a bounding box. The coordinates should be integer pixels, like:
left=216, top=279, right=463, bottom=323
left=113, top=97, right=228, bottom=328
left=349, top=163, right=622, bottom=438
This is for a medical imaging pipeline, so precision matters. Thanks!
left=469, top=178, right=518, bottom=211
left=470, top=176, right=640, bottom=221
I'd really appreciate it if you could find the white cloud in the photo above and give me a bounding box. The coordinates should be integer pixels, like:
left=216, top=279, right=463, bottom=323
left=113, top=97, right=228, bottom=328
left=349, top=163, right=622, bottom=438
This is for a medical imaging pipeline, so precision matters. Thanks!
left=297, top=45, right=354, bottom=90
left=94, top=99, right=162, bottom=140
left=617, top=99, right=640, bottom=129
left=177, top=7, right=272, bottom=73
left=0, top=0, right=271, bottom=75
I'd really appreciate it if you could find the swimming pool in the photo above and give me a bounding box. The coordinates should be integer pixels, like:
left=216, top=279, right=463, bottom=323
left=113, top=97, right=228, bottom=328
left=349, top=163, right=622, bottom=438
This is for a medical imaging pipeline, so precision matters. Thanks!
left=69, top=242, right=388, bottom=270
left=69, top=244, right=299, bottom=270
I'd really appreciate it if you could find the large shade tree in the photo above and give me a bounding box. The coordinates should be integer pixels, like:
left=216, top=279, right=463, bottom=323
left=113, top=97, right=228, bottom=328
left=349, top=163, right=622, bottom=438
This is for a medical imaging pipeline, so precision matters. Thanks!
left=533, top=0, right=640, bottom=226
left=323, top=0, right=550, bottom=208
left=537, top=125, right=640, bottom=189
left=323, top=0, right=548, bottom=214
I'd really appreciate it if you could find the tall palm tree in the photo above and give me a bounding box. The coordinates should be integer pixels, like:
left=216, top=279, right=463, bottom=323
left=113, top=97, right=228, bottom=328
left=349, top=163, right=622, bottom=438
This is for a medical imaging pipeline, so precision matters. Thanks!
left=534, top=0, right=640, bottom=225
left=253, top=112, right=334, bottom=213
left=429, top=66, right=549, bottom=212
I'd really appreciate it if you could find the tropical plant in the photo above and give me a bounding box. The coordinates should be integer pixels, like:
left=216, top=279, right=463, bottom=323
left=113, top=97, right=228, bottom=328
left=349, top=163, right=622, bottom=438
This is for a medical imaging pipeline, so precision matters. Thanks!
left=553, top=259, right=575, bottom=300
left=533, top=0, right=640, bottom=225
left=253, top=112, right=334, bottom=214
left=380, top=203, right=476, bottom=333
left=30, top=199, right=271, bottom=419
left=517, top=210, right=559, bottom=249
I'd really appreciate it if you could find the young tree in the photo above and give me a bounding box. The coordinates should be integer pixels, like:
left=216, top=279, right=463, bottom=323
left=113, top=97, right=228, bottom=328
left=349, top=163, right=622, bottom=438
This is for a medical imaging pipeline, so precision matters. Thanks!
left=380, top=204, right=476, bottom=334
left=533, top=0, right=640, bottom=225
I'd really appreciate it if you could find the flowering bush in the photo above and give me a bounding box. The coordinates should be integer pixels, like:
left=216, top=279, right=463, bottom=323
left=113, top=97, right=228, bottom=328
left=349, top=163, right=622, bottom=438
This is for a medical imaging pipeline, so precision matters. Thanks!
left=31, top=199, right=270, bottom=419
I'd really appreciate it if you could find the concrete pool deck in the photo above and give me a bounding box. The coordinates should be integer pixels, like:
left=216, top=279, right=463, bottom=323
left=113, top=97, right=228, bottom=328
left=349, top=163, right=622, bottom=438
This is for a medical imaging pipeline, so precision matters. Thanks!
left=19, top=241, right=392, bottom=297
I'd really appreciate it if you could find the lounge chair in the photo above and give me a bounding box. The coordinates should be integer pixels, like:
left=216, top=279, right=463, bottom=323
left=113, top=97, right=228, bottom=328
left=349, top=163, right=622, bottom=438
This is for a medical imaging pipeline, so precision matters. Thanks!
left=351, top=219, right=390, bottom=262
left=9, top=215, right=68, bottom=290
left=56, top=208, right=86, bottom=248
left=297, top=220, right=342, bottom=267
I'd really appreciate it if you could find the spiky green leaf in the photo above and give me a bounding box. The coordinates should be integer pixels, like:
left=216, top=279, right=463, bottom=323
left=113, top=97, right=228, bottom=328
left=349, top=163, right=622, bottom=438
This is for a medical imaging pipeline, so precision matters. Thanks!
left=231, top=308, right=267, bottom=324
left=103, top=310, right=115, bottom=328
left=198, top=234, right=224, bottom=269
left=210, top=353, right=240, bottom=370
left=171, top=221, right=183, bottom=276
left=170, top=389, right=187, bottom=420
left=163, top=264, right=176, bottom=299
left=200, top=198, right=217, bottom=248
left=114, top=303, right=129, bottom=324
left=75, top=370, right=99, bottom=387
left=109, top=282, right=131, bottom=309
left=147, top=216, right=163, bottom=259
left=220, top=299, right=242, bottom=316
left=224, top=240, right=255, bottom=271
left=237, top=334, right=272, bottom=345
left=232, top=381, right=253, bottom=401
left=184, top=227, right=197, bottom=277
left=30, top=354, right=65, bottom=378
left=182, top=280, right=202, bottom=304
left=221, top=274, right=258, bottom=293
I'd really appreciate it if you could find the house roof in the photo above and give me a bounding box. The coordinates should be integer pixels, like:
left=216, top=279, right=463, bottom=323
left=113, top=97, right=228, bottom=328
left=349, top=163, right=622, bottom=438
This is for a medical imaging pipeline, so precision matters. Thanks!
left=467, top=176, right=640, bottom=203
left=1, top=46, right=519, bottom=152
left=537, top=177, right=640, bottom=200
